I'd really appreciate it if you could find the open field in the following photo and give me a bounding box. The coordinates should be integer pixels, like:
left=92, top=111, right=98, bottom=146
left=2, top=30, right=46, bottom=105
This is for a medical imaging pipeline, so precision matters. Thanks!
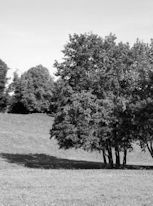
left=0, top=113, right=153, bottom=205
left=1, top=168, right=153, bottom=206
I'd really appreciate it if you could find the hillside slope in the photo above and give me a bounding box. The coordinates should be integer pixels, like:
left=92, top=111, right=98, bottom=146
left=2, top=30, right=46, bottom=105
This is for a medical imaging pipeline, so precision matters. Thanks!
left=0, top=113, right=153, bottom=169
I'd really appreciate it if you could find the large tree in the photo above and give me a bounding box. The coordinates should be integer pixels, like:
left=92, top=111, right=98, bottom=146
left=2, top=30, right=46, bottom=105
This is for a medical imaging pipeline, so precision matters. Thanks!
left=129, top=40, right=153, bottom=159
left=9, top=65, right=54, bottom=113
left=0, top=59, right=8, bottom=112
left=50, top=33, right=134, bottom=167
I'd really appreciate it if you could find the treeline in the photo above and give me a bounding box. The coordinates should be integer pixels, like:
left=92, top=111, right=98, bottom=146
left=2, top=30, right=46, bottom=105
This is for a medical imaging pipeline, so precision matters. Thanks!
left=1, top=33, right=153, bottom=168
left=0, top=64, right=54, bottom=114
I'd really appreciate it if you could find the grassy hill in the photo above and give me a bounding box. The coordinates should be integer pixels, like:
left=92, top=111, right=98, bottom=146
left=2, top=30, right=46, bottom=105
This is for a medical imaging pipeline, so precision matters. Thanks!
left=0, top=113, right=153, bottom=168
left=0, top=113, right=106, bottom=168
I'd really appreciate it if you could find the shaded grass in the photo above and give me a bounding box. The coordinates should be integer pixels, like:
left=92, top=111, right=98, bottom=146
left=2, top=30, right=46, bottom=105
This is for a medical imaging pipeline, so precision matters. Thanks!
left=1, top=152, right=153, bottom=170
left=0, top=153, right=104, bottom=169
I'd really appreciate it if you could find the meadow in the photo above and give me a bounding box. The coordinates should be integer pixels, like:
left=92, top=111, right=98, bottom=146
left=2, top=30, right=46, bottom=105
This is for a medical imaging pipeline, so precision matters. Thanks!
left=0, top=113, right=153, bottom=206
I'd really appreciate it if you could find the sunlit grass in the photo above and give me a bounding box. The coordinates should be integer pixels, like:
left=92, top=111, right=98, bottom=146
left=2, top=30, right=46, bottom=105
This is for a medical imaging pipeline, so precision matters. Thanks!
left=0, top=168, right=153, bottom=206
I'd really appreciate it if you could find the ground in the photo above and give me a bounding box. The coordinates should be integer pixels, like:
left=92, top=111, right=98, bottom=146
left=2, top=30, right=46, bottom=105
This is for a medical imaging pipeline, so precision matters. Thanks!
left=0, top=113, right=153, bottom=206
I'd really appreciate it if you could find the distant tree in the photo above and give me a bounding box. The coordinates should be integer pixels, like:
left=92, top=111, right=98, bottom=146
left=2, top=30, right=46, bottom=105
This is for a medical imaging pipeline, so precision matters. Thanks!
left=9, top=65, right=54, bottom=113
left=0, top=59, right=8, bottom=112
left=8, top=71, right=27, bottom=113
left=50, top=33, right=134, bottom=168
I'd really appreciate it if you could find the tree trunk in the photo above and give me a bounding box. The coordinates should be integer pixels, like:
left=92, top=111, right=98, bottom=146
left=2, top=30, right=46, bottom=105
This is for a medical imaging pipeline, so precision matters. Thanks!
left=123, top=148, right=127, bottom=167
left=115, top=146, right=120, bottom=168
left=102, top=149, right=107, bottom=166
left=107, top=146, right=113, bottom=168
left=147, top=141, right=153, bottom=158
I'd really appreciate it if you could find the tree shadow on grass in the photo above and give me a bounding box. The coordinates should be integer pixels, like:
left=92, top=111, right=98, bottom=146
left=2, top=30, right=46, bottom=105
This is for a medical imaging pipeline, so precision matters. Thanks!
left=0, top=153, right=153, bottom=170
left=0, top=153, right=104, bottom=169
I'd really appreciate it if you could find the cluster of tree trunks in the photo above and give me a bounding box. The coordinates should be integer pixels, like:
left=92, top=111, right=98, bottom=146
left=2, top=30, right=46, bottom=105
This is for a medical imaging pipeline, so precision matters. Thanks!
left=102, top=146, right=127, bottom=168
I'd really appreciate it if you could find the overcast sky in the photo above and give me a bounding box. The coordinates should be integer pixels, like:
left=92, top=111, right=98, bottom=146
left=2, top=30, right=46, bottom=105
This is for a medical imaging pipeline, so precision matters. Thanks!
left=1, top=0, right=153, bottom=77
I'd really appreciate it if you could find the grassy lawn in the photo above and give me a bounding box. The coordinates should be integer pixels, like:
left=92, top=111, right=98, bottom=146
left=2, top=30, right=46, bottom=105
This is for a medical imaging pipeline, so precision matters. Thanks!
left=0, top=113, right=153, bottom=205
left=1, top=169, right=153, bottom=206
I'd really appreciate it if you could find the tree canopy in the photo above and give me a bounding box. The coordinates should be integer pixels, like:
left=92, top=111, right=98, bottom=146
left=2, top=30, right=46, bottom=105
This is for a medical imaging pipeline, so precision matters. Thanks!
left=50, top=33, right=137, bottom=167
left=9, top=65, right=54, bottom=113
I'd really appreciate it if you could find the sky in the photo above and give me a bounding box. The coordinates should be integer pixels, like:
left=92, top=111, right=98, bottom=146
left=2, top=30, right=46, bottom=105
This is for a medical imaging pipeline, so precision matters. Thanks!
left=0, top=0, right=153, bottom=78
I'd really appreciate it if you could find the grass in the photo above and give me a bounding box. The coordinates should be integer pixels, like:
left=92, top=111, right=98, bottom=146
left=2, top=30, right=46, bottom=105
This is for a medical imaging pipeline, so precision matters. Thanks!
left=1, top=169, right=153, bottom=205
left=0, top=113, right=153, bottom=205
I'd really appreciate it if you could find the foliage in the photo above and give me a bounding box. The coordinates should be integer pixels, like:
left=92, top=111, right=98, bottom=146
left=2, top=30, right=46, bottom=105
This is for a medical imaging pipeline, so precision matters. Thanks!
left=0, top=59, right=8, bottom=112
left=129, top=40, right=153, bottom=158
left=8, top=65, right=54, bottom=113
left=51, top=33, right=135, bottom=167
